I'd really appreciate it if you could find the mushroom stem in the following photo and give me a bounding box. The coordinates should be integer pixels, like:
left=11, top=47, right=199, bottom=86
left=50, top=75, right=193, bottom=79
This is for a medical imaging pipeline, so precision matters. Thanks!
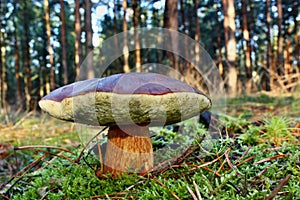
left=104, top=125, right=154, bottom=176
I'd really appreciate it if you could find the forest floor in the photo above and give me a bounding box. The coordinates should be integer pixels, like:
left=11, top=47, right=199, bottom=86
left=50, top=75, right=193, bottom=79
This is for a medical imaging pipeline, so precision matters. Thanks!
left=0, top=93, right=299, bottom=199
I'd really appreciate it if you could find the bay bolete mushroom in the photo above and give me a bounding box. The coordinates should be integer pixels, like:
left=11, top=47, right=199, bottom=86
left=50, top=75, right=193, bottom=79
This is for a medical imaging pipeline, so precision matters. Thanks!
left=39, top=72, right=211, bottom=176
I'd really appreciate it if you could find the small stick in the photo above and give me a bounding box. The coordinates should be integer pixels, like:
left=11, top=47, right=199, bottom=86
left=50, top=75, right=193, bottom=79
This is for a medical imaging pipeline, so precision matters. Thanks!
left=23, top=149, right=74, bottom=164
left=250, top=168, right=268, bottom=188
left=14, top=145, right=73, bottom=154
left=187, top=185, right=198, bottom=200
left=13, top=111, right=34, bottom=128
left=38, top=151, right=66, bottom=171
left=125, top=180, right=145, bottom=191
left=236, top=155, right=256, bottom=167
left=2, top=155, right=46, bottom=193
left=151, top=177, right=180, bottom=200
left=96, top=136, right=103, bottom=172
left=75, top=126, right=108, bottom=163
left=255, top=154, right=287, bottom=164
left=169, top=164, right=221, bottom=178
left=202, top=167, right=221, bottom=177
left=224, top=147, right=234, bottom=169
left=216, top=159, right=227, bottom=174
left=235, top=146, right=252, bottom=165
left=190, top=151, right=226, bottom=171
left=266, top=174, right=291, bottom=200
left=144, top=135, right=205, bottom=176
left=0, top=194, right=10, bottom=200
left=193, top=181, right=202, bottom=200
left=91, top=191, right=137, bottom=199
left=256, top=168, right=268, bottom=177
left=40, top=187, right=59, bottom=200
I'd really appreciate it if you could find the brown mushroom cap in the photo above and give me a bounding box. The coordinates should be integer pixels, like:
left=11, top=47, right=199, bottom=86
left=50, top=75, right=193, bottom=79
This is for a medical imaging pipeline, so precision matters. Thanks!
left=39, top=72, right=211, bottom=126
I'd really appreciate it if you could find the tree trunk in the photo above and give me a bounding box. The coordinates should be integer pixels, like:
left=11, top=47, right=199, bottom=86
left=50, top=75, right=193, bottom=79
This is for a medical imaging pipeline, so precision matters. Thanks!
left=45, top=0, right=55, bottom=91
left=74, top=0, right=82, bottom=78
left=193, top=0, right=200, bottom=66
left=132, top=0, right=141, bottom=72
left=41, top=20, right=50, bottom=96
left=179, top=0, right=189, bottom=73
left=84, top=0, right=94, bottom=78
left=24, top=1, right=33, bottom=110
left=113, top=0, right=121, bottom=73
left=265, top=0, right=272, bottom=91
left=13, top=2, right=23, bottom=108
left=0, top=22, right=6, bottom=109
left=222, top=0, right=237, bottom=97
left=216, top=4, right=224, bottom=77
left=284, top=39, right=293, bottom=79
left=60, top=0, right=68, bottom=84
left=38, top=17, right=46, bottom=98
left=122, top=0, right=130, bottom=73
left=292, top=1, right=300, bottom=74
left=163, top=0, right=179, bottom=72
left=276, top=0, right=284, bottom=75
left=241, top=0, right=252, bottom=93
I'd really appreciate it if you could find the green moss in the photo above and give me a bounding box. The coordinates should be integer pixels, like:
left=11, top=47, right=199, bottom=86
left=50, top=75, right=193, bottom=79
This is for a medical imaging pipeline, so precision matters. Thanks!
left=1, top=107, right=300, bottom=199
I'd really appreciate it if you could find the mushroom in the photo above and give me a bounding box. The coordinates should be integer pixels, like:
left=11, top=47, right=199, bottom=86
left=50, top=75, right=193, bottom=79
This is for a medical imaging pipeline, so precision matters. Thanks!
left=39, top=72, right=211, bottom=176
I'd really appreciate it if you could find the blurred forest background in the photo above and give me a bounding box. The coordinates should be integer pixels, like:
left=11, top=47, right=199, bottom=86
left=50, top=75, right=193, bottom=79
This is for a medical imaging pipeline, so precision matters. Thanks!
left=0, top=0, right=299, bottom=112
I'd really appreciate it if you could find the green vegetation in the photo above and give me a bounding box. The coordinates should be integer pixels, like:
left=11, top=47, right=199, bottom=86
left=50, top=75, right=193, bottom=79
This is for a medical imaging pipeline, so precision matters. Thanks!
left=1, top=95, right=299, bottom=199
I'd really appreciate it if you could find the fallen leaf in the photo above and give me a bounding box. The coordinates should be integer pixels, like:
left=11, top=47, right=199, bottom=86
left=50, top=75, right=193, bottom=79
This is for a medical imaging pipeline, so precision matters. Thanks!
left=0, top=143, right=13, bottom=159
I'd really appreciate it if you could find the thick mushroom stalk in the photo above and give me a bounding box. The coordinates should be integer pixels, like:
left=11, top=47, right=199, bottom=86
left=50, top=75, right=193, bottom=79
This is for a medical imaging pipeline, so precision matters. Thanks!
left=104, top=125, right=153, bottom=175
left=39, top=72, right=211, bottom=176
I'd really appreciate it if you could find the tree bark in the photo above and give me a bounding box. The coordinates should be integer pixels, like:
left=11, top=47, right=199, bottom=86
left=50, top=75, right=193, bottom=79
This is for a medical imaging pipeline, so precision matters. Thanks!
left=179, top=0, right=189, bottom=73
left=113, top=0, right=121, bottom=73
left=276, top=0, right=283, bottom=75
left=0, top=20, right=6, bottom=109
left=60, top=0, right=68, bottom=84
left=265, top=0, right=272, bottom=91
left=13, top=2, right=22, bottom=108
left=122, top=0, right=130, bottom=73
left=44, top=0, right=55, bottom=91
left=216, top=3, right=223, bottom=77
left=292, top=0, right=300, bottom=73
left=84, top=0, right=94, bottom=78
left=24, top=1, right=33, bottom=109
left=284, top=39, right=292, bottom=79
left=41, top=19, right=50, bottom=97
left=132, top=0, right=141, bottom=72
left=74, top=0, right=82, bottom=78
left=193, top=0, right=200, bottom=66
left=241, top=0, right=252, bottom=93
left=163, top=0, right=179, bottom=72
left=222, top=0, right=237, bottom=97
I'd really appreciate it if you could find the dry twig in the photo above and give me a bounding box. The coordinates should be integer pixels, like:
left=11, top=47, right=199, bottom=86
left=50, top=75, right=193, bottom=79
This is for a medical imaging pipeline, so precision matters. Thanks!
left=193, top=181, right=202, bottom=200
left=14, top=145, right=73, bottom=154
left=143, top=135, right=205, bottom=176
left=1, top=155, right=46, bottom=193
left=75, top=126, right=108, bottom=163
left=266, top=174, right=291, bottom=200
left=187, top=185, right=198, bottom=200
left=235, top=146, right=252, bottom=165
left=236, top=155, right=256, bottom=167
left=151, top=177, right=180, bottom=200
left=255, top=154, right=287, bottom=164
left=0, top=194, right=10, bottom=200
left=91, top=191, right=137, bottom=199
